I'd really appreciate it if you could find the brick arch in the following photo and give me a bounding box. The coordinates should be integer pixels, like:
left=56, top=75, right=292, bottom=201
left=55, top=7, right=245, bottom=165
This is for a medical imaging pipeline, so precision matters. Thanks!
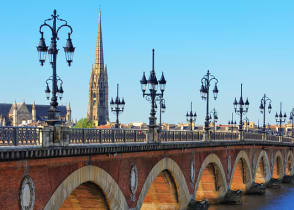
left=229, top=150, right=252, bottom=191
left=194, top=153, right=228, bottom=203
left=136, top=157, right=190, bottom=210
left=272, top=151, right=284, bottom=179
left=253, top=150, right=271, bottom=183
left=285, top=150, right=294, bottom=176
left=44, top=165, right=128, bottom=210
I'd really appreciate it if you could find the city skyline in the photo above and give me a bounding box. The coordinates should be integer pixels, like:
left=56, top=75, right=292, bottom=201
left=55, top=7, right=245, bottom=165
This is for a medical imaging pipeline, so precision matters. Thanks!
left=1, top=1, right=294, bottom=125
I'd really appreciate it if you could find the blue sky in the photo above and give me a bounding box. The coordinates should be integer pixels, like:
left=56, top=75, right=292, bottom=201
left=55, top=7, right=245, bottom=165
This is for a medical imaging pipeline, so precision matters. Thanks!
left=1, top=0, right=294, bottom=125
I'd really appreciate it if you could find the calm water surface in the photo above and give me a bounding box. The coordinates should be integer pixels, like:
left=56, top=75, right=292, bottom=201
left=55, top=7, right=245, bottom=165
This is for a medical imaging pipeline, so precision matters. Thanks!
left=209, top=183, right=294, bottom=210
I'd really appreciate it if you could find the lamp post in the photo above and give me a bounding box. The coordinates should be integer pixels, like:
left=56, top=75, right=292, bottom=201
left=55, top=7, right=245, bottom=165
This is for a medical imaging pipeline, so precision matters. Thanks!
left=140, top=49, right=166, bottom=138
left=110, top=84, right=125, bottom=128
left=200, top=70, right=219, bottom=135
left=157, top=98, right=166, bottom=132
left=186, top=102, right=197, bottom=130
left=244, top=117, right=249, bottom=132
left=209, top=108, right=218, bottom=138
left=228, top=113, right=237, bottom=133
left=275, top=102, right=287, bottom=137
left=37, top=10, right=75, bottom=125
left=259, top=94, right=272, bottom=133
left=289, top=109, right=294, bottom=137
left=233, top=84, right=249, bottom=139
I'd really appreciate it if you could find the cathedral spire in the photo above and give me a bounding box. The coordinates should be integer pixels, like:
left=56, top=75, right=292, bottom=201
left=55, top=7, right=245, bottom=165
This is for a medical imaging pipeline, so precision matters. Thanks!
left=87, top=9, right=109, bottom=126
left=95, top=9, right=104, bottom=69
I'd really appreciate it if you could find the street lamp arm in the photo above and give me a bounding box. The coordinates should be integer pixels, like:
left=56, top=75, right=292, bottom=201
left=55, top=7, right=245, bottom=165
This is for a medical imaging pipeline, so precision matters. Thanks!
left=266, top=97, right=272, bottom=103
left=39, top=24, right=54, bottom=35
left=56, top=16, right=68, bottom=24
left=209, top=75, right=218, bottom=84
left=201, top=77, right=209, bottom=88
left=57, top=78, right=63, bottom=85
left=57, top=24, right=73, bottom=36
left=143, top=92, right=162, bottom=102
left=235, top=110, right=247, bottom=116
left=261, top=97, right=271, bottom=104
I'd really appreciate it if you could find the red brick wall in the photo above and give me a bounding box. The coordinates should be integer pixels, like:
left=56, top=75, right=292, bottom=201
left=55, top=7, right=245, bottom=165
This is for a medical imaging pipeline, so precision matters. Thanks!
left=0, top=145, right=292, bottom=209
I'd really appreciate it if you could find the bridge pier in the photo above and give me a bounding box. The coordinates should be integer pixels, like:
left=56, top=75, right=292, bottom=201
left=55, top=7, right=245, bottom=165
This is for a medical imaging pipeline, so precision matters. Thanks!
left=147, top=127, right=159, bottom=143
left=221, top=190, right=242, bottom=205
left=282, top=175, right=294, bottom=183
left=187, top=199, right=209, bottom=210
left=266, top=178, right=281, bottom=189
left=238, top=132, right=244, bottom=141
left=41, top=125, right=70, bottom=147
left=246, top=182, right=266, bottom=195
left=262, top=133, right=266, bottom=140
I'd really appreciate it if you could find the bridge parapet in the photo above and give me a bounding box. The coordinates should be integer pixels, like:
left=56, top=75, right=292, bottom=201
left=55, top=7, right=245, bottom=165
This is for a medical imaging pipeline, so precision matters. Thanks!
left=0, top=126, right=41, bottom=146
left=210, top=132, right=239, bottom=140
left=0, top=126, right=293, bottom=148
left=243, top=132, right=263, bottom=140
left=69, top=128, right=148, bottom=144
left=159, top=130, right=203, bottom=142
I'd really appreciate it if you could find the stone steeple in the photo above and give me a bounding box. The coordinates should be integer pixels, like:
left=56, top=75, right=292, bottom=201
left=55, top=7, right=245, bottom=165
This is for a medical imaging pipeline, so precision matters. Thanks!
left=66, top=102, right=72, bottom=123
left=13, top=101, right=18, bottom=126
left=32, top=101, right=36, bottom=122
left=87, top=10, right=109, bottom=126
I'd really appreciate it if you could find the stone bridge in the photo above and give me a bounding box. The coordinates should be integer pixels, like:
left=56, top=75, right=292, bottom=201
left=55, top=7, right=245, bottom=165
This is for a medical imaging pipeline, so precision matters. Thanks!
left=0, top=126, right=294, bottom=210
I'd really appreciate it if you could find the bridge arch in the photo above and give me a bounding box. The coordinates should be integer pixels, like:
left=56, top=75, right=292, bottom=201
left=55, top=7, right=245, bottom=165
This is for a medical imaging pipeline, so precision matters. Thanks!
left=229, top=150, right=252, bottom=191
left=285, top=151, right=294, bottom=176
left=254, top=150, right=271, bottom=183
left=272, top=151, right=284, bottom=179
left=195, top=153, right=228, bottom=203
left=44, top=165, right=128, bottom=210
left=136, top=157, right=190, bottom=210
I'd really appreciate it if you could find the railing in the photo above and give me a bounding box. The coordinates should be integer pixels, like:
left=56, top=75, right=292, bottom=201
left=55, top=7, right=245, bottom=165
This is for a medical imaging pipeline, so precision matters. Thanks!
left=0, top=126, right=294, bottom=147
left=0, top=126, right=41, bottom=146
left=266, top=134, right=280, bottom=142
left=211, top=132, right=239, bottom=140
left=69, top=128, right=147, bottom=144
left=244, top=132, right=263, bottom=140
left=282, top=136, right=293, bottom=143
left=159, top=130, right=203, bottom=142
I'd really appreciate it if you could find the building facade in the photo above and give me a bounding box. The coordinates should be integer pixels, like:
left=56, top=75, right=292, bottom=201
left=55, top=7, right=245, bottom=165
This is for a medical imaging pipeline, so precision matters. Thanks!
left=87, top=10, right=109, bottom=126
left=0, top=101, right=71, bottom=126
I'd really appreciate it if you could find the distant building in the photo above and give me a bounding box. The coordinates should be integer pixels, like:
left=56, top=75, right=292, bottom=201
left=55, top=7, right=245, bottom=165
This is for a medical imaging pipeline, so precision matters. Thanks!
left=0, top=101, right=71, bottom=126
left=87, top=10, right=109, bottom=126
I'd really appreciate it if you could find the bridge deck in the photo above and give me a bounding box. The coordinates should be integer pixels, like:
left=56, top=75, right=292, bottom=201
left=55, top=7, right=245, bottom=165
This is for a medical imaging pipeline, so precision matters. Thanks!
left=1, top=139, right=293, bottom=161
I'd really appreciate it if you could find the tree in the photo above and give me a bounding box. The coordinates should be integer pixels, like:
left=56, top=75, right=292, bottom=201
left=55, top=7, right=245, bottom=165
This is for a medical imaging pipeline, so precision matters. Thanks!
left=74, top=118, right=95, bottom=128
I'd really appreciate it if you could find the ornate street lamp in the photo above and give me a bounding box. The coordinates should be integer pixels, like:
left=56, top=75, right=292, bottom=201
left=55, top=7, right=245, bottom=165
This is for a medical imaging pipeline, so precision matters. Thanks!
left=275, top=102, right=287, bottom=136
left=37, top=10, right=75, bottom=125
left=110, top=84, right=125, bottom=128
left=200, top=70, right=219, bottom=134
left=140, top=49, right=166, bottom=131
left=233, top=84, right=249, bottom=132
left=289, top=109, right=294, bottom=137
left=259, top=94, right=272, bottom=133
left=186, top=102, right=197, bottom=130
left=209, top=108, right=218, bottom=138
left=228, top=113, right=237, bottom=133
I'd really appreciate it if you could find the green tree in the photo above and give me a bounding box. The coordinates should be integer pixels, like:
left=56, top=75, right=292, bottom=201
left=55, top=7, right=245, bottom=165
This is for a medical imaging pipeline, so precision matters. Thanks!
left=74, top=118, right=95, bottom=128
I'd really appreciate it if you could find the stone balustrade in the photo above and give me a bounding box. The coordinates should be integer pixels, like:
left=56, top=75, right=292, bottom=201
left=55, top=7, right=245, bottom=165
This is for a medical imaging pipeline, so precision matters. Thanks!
left=0, top=126, right=293, bottom=147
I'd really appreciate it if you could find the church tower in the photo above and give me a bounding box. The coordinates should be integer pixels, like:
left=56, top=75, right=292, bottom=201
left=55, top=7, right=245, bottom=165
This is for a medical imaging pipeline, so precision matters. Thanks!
left=32, top=101, right=36, bottom=122
left=87, top=10, right=109, bottom=126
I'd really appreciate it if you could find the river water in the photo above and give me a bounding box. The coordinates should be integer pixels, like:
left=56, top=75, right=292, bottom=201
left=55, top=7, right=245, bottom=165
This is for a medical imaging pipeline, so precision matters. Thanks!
left=209, top=183, right=294, bottom=210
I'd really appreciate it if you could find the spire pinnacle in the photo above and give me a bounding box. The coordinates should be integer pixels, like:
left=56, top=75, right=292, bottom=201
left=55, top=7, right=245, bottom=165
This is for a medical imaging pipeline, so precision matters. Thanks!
left=95, top=9, right=104, bottom=68
left=67, top=102, right=71, bottom=110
